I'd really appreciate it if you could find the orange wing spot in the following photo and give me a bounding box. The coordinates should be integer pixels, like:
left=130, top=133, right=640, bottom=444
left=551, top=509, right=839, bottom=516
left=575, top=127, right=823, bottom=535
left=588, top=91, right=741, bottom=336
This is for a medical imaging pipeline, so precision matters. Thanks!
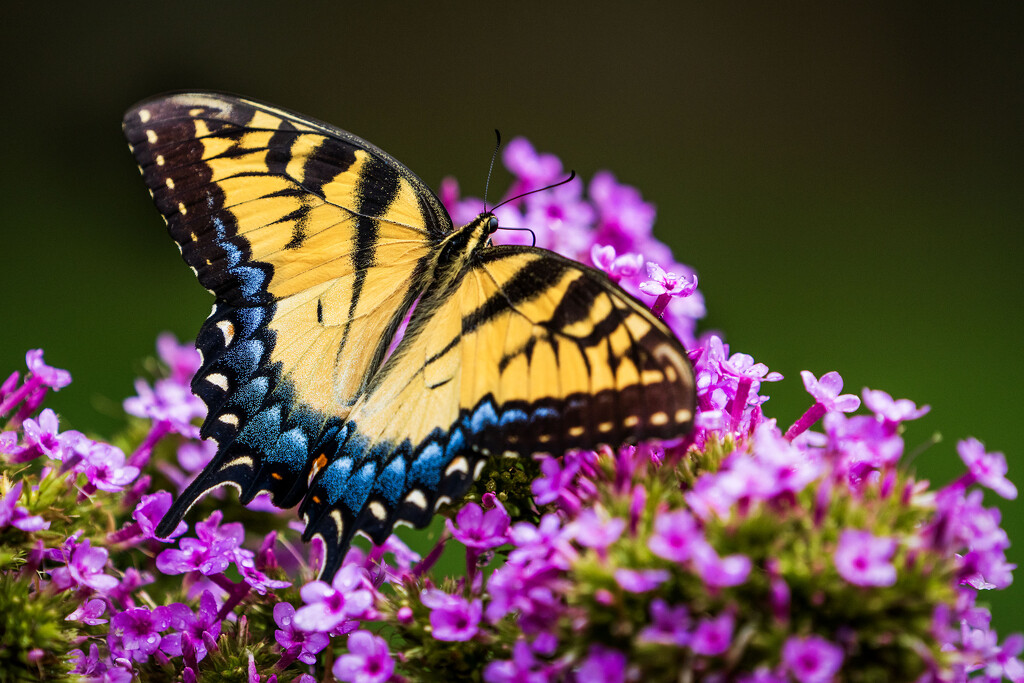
left=311, top=495, right=321, bottom=504
left=307, top=453, right=329, bottom=485
left=270, top=472, right=283, bottom=480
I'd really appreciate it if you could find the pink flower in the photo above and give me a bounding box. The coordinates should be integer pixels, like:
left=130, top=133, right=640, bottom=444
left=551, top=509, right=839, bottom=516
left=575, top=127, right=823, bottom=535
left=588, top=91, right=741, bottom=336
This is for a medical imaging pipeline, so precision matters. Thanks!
left=834, top=529, right=898, bottom=587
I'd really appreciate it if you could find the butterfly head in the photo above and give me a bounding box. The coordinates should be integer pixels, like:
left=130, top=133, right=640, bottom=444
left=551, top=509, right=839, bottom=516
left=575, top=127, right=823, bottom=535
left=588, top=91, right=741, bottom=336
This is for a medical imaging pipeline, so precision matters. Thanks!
left=436, top=211, right=496, bottom=259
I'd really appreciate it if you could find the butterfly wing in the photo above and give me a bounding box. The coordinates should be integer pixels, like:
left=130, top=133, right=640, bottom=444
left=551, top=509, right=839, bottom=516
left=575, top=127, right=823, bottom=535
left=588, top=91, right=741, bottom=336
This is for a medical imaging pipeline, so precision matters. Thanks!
left=301, top=245, right=695, bottom=577
left=123, top=92, right=451, bottom=527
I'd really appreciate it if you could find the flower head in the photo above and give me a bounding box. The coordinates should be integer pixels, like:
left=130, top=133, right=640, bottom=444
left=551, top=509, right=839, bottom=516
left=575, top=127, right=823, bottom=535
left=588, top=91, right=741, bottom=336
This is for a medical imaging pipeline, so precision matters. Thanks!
left=421, top=589, right=482, bottom=641
left=782, top=635, right=844, bottom=683
left=294, top=563, right=375, bottom=633
left=446, top=498, right=510, bottom=550
left=333, top=630, right=394, bottom=683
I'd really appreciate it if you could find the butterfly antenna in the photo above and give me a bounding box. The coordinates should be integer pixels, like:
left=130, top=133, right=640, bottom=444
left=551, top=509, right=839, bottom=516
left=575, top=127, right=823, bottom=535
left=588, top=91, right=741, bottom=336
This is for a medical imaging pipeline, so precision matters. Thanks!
left=494, top=225, right=537, bottom=247
left=491, top=170, right=577, bottom=212
left=483, top=129, right=501, bottom=212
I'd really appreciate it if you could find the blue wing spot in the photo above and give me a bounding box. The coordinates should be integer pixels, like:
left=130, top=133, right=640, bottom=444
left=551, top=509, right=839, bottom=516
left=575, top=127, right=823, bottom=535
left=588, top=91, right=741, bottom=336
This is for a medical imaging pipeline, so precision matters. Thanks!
left=374, top=453, right=408, bottom=505
left=238, top=403, right=281, bottom=451
left=533, top=406, right=559, bottom=421
left=410, top=441, right=445, bottom=488
left=344, top=461, right=377, bottom=513
left=233, top=307, right=265, bottom=337
left=230, top=376, right=269, bottom=417
left=445, top=427, right=466, bottom=459
left=318, top=457, right=354, bottom=506
left=470, top=401, right=498, bottom=433
left=269, top=427, right=308, bottom=470
left=500, top=408, right=528, bottom=428
left=222, top=339, right=263, bottom=376
left=232, top=265, right=267, bottom=300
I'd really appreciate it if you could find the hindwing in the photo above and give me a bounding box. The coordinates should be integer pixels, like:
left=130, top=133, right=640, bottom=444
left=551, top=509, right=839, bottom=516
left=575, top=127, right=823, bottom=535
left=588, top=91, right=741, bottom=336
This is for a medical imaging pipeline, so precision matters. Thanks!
left=299, top=246, right=695, bottom=577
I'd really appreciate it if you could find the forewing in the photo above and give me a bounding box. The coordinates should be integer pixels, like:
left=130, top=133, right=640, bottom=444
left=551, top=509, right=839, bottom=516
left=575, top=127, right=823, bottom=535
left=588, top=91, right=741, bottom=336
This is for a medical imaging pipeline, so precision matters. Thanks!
left=123, top=92, right=450, bottom=531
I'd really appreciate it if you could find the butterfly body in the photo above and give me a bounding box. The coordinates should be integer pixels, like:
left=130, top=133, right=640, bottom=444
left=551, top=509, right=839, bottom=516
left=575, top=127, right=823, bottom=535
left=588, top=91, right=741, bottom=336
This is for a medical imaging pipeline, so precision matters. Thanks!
left=124, top=92, right=695, bottom=578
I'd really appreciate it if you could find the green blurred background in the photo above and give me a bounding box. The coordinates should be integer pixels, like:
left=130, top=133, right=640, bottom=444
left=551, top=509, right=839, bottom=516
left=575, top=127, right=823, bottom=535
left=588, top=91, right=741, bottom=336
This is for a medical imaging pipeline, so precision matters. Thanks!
left=2, top=4, right=1021, bottom=632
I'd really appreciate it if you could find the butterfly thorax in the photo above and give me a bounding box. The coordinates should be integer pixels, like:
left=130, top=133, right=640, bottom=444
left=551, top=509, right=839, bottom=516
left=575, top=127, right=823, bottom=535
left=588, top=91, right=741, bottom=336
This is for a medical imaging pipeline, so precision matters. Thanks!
left=429, top=213, right=499, bottom=290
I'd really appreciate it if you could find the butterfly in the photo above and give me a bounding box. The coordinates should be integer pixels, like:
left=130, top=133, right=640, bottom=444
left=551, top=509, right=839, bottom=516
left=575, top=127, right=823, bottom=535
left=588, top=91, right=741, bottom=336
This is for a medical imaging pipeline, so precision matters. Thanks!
left=123, top=92, right=696, bottom=579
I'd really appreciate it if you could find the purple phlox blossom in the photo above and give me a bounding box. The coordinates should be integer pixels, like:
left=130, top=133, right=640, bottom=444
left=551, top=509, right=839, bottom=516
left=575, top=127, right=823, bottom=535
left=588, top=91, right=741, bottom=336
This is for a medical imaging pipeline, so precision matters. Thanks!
left=68, top=643, right=107, bottom=678
left=0, top=480, right=49, bottom=532
left=274, top=601, right=329, bottom=666
left=484, top=639, right=561, bottom=683
left=638, top=599, right=692, bottom=646
left=690, top=611, right=735, bottom=656
left=948, top=489, right=1015, bottom=590
left=132, top=490, right=186, bottom=540
left=69, top=643, right=135, bottom=682
left=156, top=332, right=201, bottom=385
left=485, top=553, right=571, bottom=632
left=980, top=632, right=1024, bottom=682
left=155, top=510, right=244, bottom=576
left=532, top=454, right=583, bottom=512
left=648, top=508, right=702, bottom=563
left=781, top=634, right=844, bottom=683
left=19, top=408, right=69, bottom=461
left=446, top=497, right=510, bottom=550
left=640, top=261, right=699, bottom=298
left=108, top=567, right=155, bottom=608
left=591, top=244, right=644, bottom=283
left=79, top=440, right=139, bottom=493
left=507, top=513, right=578, bottom=569
left=834, top=529, right=898, bottom=587
left=640, top=261, right=699, bottom=321
left=25, top=349, right=71, bottom=389
left=123, top=377, right=204, bottom=438
left=785, top=371, right=861, bottom=441
left=234, top=547, right=291, bottom=594
left=333, top=630, right=395, bottom=683
left=823, top=412, right=904, bottom=484
left=67, top=597, right=108, bottom=625
left=589, top=171, right=665, bottom=262
left=381, top=533, right=421, bottom=571
left=107, top=605, right=173, bottom=663
left=957, top=437, right=1017, bottom=500
left=159, top=439, right=217, bottom=491
left=576, top=644, right=627, bottom=683
left=802, top=371, right=861, bottom=412
left=567, top=507, right=625, bottom=552
left=614, top=567, right=670, bottom=593
left=0, top=352, right=69, bottom=421
left=178, top=439, right=216, bottom=472
left=690, top=335, right=760, bottom=426
left=685, top=434, right=818, bottom=521
left=421, top=588, right=483, bottom=641
left=294, top=563, right=375, bottom=633
left=160, top=591, right=222, bottom=661
left=691, top=542, right=752, bottom=588
left=715, top=348, right=783, bottom=427
left=752, top=421, right=825, bottom=497
left=862, top=388, right=930, bottom=431
left=50, top=537, right=120, bottom=593
left=502, top=137, right=564, bottom=198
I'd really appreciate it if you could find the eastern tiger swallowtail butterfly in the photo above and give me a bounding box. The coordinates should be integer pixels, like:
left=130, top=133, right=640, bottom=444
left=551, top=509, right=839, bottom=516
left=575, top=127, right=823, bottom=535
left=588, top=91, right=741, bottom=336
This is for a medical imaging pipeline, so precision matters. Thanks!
left=123, top=92, right=696, bottom=579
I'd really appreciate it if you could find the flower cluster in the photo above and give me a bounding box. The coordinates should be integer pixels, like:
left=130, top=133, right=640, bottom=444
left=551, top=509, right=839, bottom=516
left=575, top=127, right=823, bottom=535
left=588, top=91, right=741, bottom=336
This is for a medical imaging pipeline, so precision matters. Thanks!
left=0, top=138, right=1019, bottom=682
